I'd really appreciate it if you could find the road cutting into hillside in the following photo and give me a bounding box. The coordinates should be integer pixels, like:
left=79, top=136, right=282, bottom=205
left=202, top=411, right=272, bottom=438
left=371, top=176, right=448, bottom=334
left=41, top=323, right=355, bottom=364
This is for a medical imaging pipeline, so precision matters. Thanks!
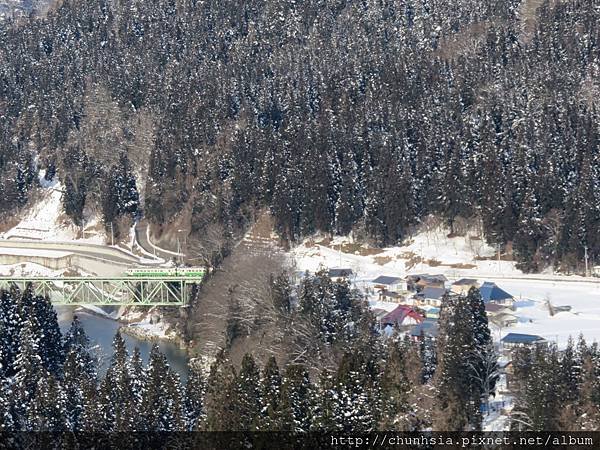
left=0, top=238, right=163, bottom=276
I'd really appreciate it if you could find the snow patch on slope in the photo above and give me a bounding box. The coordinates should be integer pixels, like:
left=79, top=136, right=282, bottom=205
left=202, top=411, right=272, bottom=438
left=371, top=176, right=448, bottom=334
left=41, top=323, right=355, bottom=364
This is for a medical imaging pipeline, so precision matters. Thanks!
left=0, top=263, right=89, bottom=278
left=1, top=173, right=105, bottom=244
left=292, top=226, right=519, bottom=283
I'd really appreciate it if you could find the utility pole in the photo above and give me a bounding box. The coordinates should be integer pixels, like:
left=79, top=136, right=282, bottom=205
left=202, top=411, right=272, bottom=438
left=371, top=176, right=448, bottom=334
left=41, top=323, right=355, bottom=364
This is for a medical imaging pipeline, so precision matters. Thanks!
left=110, top=222, right=114, bottom=246
left=497, top=243, right=501, bottom=273
left=177, top=229, right=185, bottom=265
left=584, top=245, right=589, bottom=277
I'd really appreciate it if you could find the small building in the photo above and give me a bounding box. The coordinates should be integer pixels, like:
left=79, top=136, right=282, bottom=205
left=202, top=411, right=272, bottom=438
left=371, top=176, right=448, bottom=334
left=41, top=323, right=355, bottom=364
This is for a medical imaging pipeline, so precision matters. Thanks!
left=485, top=303, right=513, bottom=315
left=378, top=290, right=407, bottom=303
left=371, top=308, right=391, bottom=325
left=415, top=286, right=447, bottom=307
left=328, top=268, right=354, bottom=281
left=410, top=318, right=439, bottom=340
left=406, top=274, right=448, bottom=292
left=501, top=333, right=546, bottom=349
left=371, top=275, right=407, bottom=292
left=480, top=282, right=514, bottom=307
left=380, top=305, right=425, bottom=328
left=486, top=304, right=518, bottom=328
left=491, top=313, right=518, bottom=328
left=425, top=307, right=440, bottom=319
left=451, top=278, right=480, bottom=295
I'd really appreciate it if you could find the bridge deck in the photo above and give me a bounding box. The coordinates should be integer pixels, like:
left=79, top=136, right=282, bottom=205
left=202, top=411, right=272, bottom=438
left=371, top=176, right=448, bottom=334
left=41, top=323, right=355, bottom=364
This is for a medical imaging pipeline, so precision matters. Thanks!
left=0, top=276, right=203, bottom=305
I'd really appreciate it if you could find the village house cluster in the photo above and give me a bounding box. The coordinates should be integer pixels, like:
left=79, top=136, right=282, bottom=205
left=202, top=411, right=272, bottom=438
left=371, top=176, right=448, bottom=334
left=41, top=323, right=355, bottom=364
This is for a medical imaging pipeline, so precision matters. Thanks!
left=327, top=268, right=548, bottom=355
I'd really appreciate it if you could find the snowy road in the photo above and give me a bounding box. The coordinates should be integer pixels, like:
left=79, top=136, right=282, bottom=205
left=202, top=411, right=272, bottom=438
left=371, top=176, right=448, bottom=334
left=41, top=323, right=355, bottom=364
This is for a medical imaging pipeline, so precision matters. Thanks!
left=134, top=221, right=183, bottom=262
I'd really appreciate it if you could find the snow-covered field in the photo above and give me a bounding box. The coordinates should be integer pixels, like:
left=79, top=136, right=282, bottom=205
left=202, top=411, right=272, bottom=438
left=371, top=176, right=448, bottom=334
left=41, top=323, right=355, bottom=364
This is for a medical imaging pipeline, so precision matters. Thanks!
left=497, top=279, right=600, bottom=348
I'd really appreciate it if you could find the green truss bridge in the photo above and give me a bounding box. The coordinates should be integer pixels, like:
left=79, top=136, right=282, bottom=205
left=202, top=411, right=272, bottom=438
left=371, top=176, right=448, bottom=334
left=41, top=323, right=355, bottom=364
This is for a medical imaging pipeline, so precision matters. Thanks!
left=0, top=276, right=204, bottom=306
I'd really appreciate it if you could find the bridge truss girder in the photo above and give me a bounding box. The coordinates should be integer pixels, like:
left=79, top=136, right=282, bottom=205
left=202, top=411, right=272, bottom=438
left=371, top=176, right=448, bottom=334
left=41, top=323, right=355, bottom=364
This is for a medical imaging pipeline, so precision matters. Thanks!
left=0, top=277, right=201, bottom=306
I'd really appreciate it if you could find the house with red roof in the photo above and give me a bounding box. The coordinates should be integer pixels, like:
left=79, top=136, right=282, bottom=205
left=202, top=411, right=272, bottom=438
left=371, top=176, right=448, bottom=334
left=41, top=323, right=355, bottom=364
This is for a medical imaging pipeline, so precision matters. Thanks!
left=379, top=305, right=425, bottom=329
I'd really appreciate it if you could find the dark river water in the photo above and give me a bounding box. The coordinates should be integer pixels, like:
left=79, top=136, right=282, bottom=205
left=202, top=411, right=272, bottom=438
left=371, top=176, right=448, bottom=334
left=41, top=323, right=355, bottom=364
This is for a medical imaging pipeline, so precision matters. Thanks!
left=55, top=307, right=190, bottom=381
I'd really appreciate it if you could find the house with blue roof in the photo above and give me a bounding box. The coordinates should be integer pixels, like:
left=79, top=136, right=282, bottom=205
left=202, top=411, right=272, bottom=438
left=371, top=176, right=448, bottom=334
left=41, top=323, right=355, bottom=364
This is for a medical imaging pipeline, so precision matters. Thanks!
left=501, top=333, right=546, bottom=349
left=410, top=318, right=439, bottom=340
left=480, top=281, right=514, bottom=307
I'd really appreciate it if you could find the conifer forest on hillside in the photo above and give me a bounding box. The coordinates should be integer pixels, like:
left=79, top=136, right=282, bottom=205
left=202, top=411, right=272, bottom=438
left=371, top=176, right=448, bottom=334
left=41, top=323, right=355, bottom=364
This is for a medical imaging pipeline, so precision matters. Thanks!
left=0, top=0, right=599, bottom=439
left=0, top=0, right=598, bottom=271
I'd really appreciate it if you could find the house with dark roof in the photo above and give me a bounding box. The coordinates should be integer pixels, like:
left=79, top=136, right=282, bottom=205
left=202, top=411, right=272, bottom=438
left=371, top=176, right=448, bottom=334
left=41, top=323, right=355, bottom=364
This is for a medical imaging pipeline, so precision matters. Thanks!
left=379, top=290, right=408, bottom=303
left=406, top=274, right=448, bottom=292
left=492, top=313, right=518, bottom=328
left=480, top=282, right=514, bottom=307
left=415, top=286, right=447, bottom=307
left=501, top=333, right=546, bottom=349
left=410, top=319, right=439, bottom=340
left=371, top=308, right=391, bottom=323
left=371, top=275, right=407, bottom=292
left=451, top=278, right=480, bottom=295
left=328, top=268, right=354, bottom=280
left=485, top=303, right=512, bottom=314
left=485, top=303, right=518, bottom=327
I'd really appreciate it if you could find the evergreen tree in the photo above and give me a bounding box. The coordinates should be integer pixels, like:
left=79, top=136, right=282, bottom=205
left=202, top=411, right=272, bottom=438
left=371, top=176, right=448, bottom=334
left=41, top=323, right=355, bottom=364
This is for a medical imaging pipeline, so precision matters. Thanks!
left=466, top=287, right=497, bottom=409
left=185, top=360, right=207, bottom=431
left=260, top=356, right=283, bottom=430
left=335, top=350, right=378, bottom=432
left=204, top=351, right=238, bottom=431
left=235, top=353, right=262, bottom=431
left=102, top=332, right=136, bottom=430
left=270, top=272, right=292, bottom=315
left=18, top=288, right=64, bottom=376
left=10, top=321, right=47, bottom=430
left=558, top=337, right=580, bottom=405
left=140, top=344, right=184, bottom=431
left=280, top=364, right=313, bottom=433
left=129, top=347, right=146, bottom=430
left=27, top=375, right=68, bottom=431
left=512, top=344, right=561, bottom=431
left=380, top=340, right=412, bottom=430
left=420, top=334, right=437, bottom=383
left=513, top=187, right=547, bottom=272
left=433, top=293, right=482, bottom=430
left=0, top=383, right=14, bottom=431
left=63, top=316, right=96, bottom=379
left=63, top=348, right=96, bottom=431
left=311, top=369, right=341, bottom=431
left=0, top=289, right=20, bottom=376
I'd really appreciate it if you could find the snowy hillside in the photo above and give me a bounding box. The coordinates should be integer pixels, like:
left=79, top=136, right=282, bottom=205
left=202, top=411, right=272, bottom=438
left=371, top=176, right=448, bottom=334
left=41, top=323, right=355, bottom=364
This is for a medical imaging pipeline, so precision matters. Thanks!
left=1, top=171, right=106, bottom=244
left=292, top=227, right=521, bottom=283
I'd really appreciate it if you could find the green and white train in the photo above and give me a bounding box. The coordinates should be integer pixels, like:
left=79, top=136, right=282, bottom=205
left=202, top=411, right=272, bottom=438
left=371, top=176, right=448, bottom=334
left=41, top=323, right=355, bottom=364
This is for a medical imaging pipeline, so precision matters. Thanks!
left=125, top=267, right=206, bottom=278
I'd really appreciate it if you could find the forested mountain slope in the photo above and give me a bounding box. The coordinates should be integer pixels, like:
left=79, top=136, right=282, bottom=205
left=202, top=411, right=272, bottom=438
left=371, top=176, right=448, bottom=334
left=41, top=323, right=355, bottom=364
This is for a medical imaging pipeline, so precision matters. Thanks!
left=0, top=0, right=598, bottom=272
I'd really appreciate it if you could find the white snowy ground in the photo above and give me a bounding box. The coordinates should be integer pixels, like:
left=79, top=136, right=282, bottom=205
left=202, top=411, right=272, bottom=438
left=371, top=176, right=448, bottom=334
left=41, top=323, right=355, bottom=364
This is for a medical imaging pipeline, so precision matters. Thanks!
left=1, top=171, right=106, bottom=244
left=0, top=261, right=73, bottom=277
left=494, top=279, right=600, bottom=348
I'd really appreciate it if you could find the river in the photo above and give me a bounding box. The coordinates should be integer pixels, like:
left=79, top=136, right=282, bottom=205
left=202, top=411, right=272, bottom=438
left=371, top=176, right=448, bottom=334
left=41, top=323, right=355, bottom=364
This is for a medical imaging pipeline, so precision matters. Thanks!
left=56, top=307, right=190, bottom=381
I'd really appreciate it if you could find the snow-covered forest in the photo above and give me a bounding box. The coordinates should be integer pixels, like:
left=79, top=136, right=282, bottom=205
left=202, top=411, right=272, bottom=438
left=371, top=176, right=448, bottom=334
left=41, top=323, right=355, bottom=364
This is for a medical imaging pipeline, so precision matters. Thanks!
left=0, top=0, right=598, bottom=272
